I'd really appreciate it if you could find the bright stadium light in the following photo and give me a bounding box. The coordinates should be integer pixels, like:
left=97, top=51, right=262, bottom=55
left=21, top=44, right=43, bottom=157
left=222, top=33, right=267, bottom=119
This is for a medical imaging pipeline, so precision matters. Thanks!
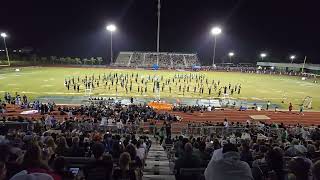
left=260, top=53, right=267, bottom=61
left=106, top=24, right=117, bottom=64
left=106, top=24, right=116, bottom=32
left=290, top=55, right=296, bottom=63
left=0, top=33, right=7, bottom=38
left=211, top=27, right=222, bottom=36
left=1, top=32, right=10, bottom=66
left=228, top=52, right=234, bottom=63
left=210, top=26, right=222, bottom=66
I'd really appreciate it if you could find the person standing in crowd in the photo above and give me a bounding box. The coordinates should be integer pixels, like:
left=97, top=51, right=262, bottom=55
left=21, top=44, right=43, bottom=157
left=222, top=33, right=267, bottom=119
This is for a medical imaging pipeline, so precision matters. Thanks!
left=266, top=101, right=271, bottom=110
left=117, top=120, right=124, bottom=134
left=165, top=122, right=171, bottom=138
left=159, top=126, right=165, bottom=145
left=289, top=102, right=293, bottom=112
left=299, top=104, right=304, bottom=115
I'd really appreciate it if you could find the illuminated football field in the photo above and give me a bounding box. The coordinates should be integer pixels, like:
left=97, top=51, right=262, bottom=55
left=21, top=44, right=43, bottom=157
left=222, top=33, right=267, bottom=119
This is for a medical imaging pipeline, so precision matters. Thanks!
left=0, top=66, right=319, bottom=110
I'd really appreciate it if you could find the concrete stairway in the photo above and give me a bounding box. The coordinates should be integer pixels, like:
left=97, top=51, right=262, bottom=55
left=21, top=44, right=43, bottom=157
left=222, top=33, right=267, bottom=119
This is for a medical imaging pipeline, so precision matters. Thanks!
left=143, top=139, right=175, bottom=180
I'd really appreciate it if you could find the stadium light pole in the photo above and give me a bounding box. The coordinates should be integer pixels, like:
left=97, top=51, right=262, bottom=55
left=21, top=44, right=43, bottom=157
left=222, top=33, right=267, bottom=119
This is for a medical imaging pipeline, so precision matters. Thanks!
left=260, top=53, right=267, bottom=61
left=156, top=0, right=161, bottom=66
left=1, top=33, right=10, bottom=66
left=106, top=24, right=116, bottom=65
left=228, top=52, right=234, bottom=63
left=211, top=27, right=222, bottom=66
left=290, top=55, right=296, bottom=63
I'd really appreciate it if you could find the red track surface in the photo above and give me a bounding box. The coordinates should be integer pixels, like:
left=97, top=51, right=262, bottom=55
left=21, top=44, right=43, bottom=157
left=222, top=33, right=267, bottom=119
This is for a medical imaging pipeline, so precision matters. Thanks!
left=159, top=109, right=320, bottom=126
left=3, top=105, right=320, bottom=126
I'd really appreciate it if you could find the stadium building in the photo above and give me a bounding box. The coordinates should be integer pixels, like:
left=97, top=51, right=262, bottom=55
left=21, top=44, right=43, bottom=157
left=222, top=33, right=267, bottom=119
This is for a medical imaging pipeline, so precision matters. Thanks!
left=257, top=61, right=320, bottom=75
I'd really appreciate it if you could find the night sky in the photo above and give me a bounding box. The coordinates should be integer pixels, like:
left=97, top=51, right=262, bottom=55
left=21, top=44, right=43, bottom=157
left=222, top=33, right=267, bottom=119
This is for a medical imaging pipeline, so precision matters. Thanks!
left=0, top=0, right=319, bottom=65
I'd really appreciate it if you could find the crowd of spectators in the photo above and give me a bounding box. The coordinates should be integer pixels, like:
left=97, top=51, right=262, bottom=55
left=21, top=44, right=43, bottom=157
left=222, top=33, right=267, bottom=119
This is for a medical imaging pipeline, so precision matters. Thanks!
left=1, top=92, right=56, bottom=115
left=0, top=116, right=152, bottom=180
left=168, top=121, right=320, bottom=180
left=3, top=91, right=320, bottom=180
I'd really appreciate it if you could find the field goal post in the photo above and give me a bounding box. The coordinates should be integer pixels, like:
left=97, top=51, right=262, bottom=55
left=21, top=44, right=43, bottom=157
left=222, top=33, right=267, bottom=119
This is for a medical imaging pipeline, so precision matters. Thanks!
left=85, top=88, right=92, bottom=96
left=302, top=96, right=312, bottom=109
left=154, top=76, right=160, bottom=101
left=221, top=93, right=231, bottom=106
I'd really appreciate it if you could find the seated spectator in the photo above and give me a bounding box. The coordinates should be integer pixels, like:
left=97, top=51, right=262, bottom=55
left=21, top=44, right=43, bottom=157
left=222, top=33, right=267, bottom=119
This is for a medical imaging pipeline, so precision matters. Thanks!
left=195, top=142, right=210, bottom=167
left=113, top=152, right=137, bottom=180
left=204, top=143, right=253, bottom=180
left=53, top=157, right=74, bottom=180
left=0, top=144, right=22, bottom=179
left=287, top=157, right=311, bottom=180
left=264, top=148, right=286, bottom=180
left=104, top=133, right=113, bottom=153
left=306, top=143, right=317, bottom=159
left=312, top=160, right=320, bottom=180
left=174, top=136, right=184, bottom=158
left=174, top=143, right=201, bottom=180
left=10, top=172, right=55, bottom=180
left=69, top=136, right=85, bottom=157
left=0, top=161, right=6, bottom=180
left=55, top=137, right=70, bottom=156
left=18, top=143, right=61, bottom=180
left=209, top=140, right=228, bottom=162
left=84, top=142, right=113, bottom=180
left=112, top=140, right=124, bottom=160
left=285, top=139, right=307, bottom=157
left=44, top=137, right=57, bottom=158
left=240, top=142, right=253, bottom=167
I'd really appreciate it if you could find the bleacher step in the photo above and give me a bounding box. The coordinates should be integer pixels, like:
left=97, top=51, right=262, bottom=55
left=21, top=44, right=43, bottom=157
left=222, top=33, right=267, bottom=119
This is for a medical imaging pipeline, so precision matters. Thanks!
left=143, top=175, right=175, bottom=180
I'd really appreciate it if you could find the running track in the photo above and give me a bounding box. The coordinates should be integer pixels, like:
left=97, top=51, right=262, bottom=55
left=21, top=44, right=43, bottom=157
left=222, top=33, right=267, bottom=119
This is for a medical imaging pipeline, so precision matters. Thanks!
left=2, top=105, right=320, bottom=126
left=159, top=109, right=320, bottom=126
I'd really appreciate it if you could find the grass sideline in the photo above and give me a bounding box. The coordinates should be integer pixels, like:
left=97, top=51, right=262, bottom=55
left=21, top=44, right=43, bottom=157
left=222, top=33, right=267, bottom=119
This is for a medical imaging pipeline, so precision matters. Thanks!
left=0, top=66, right=319, bottom=110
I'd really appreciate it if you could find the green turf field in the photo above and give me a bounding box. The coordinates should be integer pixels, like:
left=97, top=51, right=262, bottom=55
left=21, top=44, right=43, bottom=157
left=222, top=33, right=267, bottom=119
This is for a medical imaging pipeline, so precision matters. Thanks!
left=0, top=66, right=319, bottom=110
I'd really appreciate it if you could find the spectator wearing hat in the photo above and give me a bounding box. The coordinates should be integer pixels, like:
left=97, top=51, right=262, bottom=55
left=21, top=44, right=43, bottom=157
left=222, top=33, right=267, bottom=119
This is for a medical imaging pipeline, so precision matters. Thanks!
left=204, top=143, right=253, bottom=180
